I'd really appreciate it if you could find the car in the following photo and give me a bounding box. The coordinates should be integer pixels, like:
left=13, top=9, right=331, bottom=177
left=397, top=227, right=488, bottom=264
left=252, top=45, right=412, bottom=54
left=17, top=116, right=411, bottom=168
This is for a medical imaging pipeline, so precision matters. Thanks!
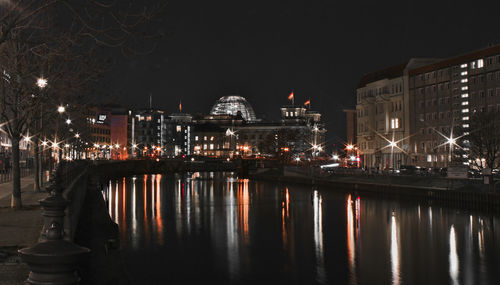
left=399, top=165, right=416, bottom=175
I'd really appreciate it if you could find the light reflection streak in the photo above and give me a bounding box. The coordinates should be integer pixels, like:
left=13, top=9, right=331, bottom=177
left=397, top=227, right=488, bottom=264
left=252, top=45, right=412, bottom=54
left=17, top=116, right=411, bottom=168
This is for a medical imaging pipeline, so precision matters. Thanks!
left=151, top=175, right=156, bottom=218
left=107, top=181, right=112, bottom=218
left=347, top=194, right=357, bottom=284
left=449, top=225, right=459, bottom=285
left=121, top=178, right=127, bottom=243
left=132, top=176, right=138, bottom=249
left=143, top=175, right=149, bottom=245
left=238, top=179, right=250, bottom=244
left=114, top=181, right=119, bottom=224
left=390, top=214, right=400, bottom=285
left=155, top=174, right=163, bottom=245
left=226, top=179, right=239, bottom=279
left=313, top=190, right=326, bottom=283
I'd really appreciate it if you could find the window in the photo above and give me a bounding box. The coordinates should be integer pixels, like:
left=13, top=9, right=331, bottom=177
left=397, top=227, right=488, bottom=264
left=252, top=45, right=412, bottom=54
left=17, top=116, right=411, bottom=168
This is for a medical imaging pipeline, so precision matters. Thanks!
left=461, top=101, right=469, bottom=105
left=462, top=108, right=469, bottom=113
left=461, top=78, right=468, bottom=83
left=478, top=59, right=484, bottom=68
left=286, top=111, right=289, bottom=117
left=460, top=63, right=467, bottom=68
left=176, top=125, right=182, bottom=132
left=463, top=124, right=470, bottom=128
left=461, top=71, right=467, bottom=76
left=209, top=144, right=214, bottom=150
left=210, top=136, right=214, bottom=141
left=488, top=57, right=494, bottom=65
left=488, top=89, right=494, bottom=97
left=462, top=116, right=469, bottom=121
left=195, top=136, right=198, bottom=141
left=390, top=118, right=399, bottom=129
left=461, top=86, right=468, bottom=91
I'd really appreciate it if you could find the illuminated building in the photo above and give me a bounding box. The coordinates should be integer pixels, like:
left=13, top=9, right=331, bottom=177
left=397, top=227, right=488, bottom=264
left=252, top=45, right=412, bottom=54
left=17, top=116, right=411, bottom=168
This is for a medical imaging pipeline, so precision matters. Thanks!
left=131, top=108, right=165, bottom=157
left=409, top=45, right=500, bottom=167
left=210, top=95, right=258, bottom=122
left=357, top=44, right=500, bottom=168
left=164, top=113, right=193, bottom=157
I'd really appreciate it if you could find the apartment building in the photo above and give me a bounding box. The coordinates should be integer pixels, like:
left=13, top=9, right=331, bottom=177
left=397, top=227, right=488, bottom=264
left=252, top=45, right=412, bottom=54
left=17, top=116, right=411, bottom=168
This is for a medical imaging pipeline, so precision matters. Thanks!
left=409, top=45, right=500, bottom=168
left=357, top=45, right=500, bottom=169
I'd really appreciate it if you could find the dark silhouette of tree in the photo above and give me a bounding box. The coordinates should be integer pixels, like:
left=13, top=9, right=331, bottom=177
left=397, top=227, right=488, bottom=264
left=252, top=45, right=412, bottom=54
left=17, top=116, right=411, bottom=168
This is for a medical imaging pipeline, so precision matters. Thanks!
left=467, top=111, right=500, bottom=169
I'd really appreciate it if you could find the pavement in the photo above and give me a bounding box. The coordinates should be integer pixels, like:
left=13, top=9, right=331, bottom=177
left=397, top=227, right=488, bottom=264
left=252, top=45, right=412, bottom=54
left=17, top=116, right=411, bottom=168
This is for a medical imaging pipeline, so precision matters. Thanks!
left=0, top=176, right=48, bottom=285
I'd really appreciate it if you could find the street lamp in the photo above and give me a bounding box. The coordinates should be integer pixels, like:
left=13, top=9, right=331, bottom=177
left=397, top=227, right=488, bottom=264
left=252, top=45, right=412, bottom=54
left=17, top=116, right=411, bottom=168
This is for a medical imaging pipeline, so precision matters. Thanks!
left=57, top=106, right=65, bottom=114
left=36, top=77, right=48, bottom=89
left=65, top=119, right=71, bottom=125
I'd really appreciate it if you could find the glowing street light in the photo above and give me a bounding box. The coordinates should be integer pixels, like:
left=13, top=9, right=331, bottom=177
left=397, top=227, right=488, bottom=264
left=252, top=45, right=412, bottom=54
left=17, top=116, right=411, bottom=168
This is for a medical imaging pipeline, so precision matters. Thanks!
left=346, top=144, right=354, bottom=151
left=36, top=77, right=48, bottom=89
left=41, top=141, right=48, bottom=146
left=65, top=119, right=71, bottom=125
left=57, top=106, right=65, bottom=113
left=74, top=133, right=80, bottom=138
left=132, top=144, right=137, bottom=148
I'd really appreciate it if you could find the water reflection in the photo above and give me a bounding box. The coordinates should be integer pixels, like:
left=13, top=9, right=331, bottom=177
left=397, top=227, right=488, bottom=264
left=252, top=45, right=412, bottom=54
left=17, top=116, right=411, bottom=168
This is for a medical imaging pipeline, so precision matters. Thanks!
left=104, top=173, right=500, bottom=285
left=312, top=190, right=326, bottom=283
left=390, top=213, right=400, bottom=285
left=346, top=194, right=358, bottom=285
left=449, top=225, right=459, bottom=285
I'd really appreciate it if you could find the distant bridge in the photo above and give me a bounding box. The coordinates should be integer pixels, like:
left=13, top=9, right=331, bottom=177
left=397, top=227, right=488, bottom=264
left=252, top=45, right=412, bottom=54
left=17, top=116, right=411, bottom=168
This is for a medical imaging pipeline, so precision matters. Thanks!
left=90, top=158, right=281, bottom=179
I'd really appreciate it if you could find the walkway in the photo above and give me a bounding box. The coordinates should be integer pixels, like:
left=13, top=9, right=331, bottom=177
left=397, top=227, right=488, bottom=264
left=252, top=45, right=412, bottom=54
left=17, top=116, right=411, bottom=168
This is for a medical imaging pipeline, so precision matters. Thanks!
left=0, top=176, right=48, bottom=285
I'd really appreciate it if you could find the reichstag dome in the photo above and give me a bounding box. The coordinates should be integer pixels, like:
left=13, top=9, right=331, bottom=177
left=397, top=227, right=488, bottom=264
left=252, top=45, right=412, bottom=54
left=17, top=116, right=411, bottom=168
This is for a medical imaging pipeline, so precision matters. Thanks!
left=210, top=95, right=257, bottom=122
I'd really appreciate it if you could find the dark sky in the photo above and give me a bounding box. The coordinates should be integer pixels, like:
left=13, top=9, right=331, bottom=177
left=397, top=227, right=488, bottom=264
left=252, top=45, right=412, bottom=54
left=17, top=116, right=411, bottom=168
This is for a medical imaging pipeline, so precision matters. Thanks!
left=103, top=0, right=500, bottom=149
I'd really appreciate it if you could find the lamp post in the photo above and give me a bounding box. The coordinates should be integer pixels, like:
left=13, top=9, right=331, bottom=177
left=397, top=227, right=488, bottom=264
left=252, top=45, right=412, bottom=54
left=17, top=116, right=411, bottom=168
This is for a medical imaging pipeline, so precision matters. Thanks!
left=35, top=77, right=47, bottom=190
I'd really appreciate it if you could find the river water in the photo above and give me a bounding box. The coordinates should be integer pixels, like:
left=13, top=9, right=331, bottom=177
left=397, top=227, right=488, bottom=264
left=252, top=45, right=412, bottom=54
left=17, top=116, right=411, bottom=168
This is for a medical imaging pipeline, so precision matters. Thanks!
left=103, top=172, right=500, bottom=285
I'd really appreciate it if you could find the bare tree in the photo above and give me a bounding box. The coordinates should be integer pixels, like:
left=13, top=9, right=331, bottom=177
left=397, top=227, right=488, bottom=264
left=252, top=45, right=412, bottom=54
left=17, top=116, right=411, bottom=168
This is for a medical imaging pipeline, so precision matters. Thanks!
left=467, top=111, right=500, bottom=170
left=0, top=0, right=164, bottom=208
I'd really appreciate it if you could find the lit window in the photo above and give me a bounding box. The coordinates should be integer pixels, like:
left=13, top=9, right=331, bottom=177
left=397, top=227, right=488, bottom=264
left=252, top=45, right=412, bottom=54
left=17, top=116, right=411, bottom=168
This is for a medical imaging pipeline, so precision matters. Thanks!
left=286, top=111, right=289, bottom=117
left=176, top=125, right=182, bottom=132
left=463, top=124, right=469, bottom=128
left=478, top=59, right=484, bottom=68
left=461, top=101, right=469, bottom=105
left=460, top=63, right=467, bottom=68
left=462, top=109, right=469, bottom=113
left=203, top=144, right=207, bottom=150
left=464, top=132, right=470, bottom=135
left=462, top=116, right=469, bottom=120
left=146, top=116, right=152, bottom=121
left=461, top=86, right=468, bottom=90
left=209, top=144, right=214, bottom=150
left=204, top=136, right=207, bottom=141
left=390, top=118, right=399, bottom=129
left=427, top=155, right=432, bottom=162
left=295, top=112, right=298, bottom=116
left=210, top=136, right=214, bottom=141
left=461, top=94, right=469, bottom=98
left=461, top=78, right=468, bottom=83
left=461, top=71, right=467, bottom=76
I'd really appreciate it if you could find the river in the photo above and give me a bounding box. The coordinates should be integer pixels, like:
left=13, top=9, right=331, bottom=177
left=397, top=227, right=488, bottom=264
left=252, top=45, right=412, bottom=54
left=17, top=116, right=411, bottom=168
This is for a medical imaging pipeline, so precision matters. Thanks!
left=103, top=172, right=500, bottom=285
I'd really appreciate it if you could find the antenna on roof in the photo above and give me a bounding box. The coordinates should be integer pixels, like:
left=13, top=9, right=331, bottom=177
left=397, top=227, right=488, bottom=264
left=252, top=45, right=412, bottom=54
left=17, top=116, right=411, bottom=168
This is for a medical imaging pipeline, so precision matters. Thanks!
left=149, top=94, right=152, bottom=109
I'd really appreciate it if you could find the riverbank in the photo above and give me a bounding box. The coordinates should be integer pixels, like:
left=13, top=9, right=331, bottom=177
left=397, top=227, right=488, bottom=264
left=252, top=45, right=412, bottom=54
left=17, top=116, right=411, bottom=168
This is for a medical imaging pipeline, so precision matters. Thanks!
left=0, top=176, right=47, bottom=285
left=249, top=168, right=500, bottom=212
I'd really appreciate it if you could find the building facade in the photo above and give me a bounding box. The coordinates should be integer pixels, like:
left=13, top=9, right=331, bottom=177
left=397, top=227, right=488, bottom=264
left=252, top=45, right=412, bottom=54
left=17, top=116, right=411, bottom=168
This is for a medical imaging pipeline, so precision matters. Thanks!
left=357, top=45, right=500, bottom=169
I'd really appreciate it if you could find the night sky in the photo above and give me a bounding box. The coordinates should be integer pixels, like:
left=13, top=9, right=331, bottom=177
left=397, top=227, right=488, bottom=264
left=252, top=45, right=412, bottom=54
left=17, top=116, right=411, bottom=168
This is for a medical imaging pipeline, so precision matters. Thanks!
left=102, top=0, right=500, bottom=149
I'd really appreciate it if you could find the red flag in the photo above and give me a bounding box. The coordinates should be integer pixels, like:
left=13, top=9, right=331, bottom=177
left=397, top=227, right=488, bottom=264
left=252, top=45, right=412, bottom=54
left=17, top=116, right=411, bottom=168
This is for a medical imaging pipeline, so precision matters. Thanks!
left=288, top=92, right=294, bottom=101
left=304, top=99, right=310, bottom=106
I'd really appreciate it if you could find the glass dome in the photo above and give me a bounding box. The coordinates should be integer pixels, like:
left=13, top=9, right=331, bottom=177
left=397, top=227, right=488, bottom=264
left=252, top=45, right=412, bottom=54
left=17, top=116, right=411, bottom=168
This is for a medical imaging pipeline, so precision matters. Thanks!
left=210, top=95, right=257, bottom=122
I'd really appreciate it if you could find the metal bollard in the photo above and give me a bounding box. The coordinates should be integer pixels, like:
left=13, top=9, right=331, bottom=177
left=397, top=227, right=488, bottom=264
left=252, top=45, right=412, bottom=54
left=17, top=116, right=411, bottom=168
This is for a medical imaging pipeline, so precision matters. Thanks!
left=18, top=167, right=90, bottom=285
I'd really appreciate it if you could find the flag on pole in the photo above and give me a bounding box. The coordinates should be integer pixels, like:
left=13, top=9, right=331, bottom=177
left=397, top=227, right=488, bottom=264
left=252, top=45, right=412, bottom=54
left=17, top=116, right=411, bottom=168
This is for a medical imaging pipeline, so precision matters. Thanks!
left=288, top=92, right=294, bottom=105
left=304, top=99, right=310, bottom=106
left=179, top=101, right=182, bottom=112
